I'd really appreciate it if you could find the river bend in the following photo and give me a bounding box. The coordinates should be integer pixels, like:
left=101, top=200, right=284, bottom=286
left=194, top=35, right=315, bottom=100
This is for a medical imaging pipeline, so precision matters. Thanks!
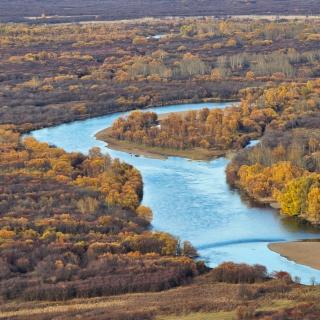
left=31, top=102, right=320, bottom=284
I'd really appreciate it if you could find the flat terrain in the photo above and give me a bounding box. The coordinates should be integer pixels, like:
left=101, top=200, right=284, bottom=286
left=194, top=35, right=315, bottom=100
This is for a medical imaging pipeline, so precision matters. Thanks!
left=1, top=19, right=319, bottom=132
left=1, top=0, right=320, bottom=23
left=269, top=241, right=320, bottom=270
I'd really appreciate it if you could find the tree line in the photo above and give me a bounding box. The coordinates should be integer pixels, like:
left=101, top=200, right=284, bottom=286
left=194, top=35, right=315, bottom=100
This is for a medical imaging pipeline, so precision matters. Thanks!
left=227, top=79, right=320, bottom=224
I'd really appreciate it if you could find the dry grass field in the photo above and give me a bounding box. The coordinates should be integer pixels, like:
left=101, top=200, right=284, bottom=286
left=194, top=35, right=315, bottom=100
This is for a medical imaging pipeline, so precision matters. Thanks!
left=1, top=271, right=320, bottom=320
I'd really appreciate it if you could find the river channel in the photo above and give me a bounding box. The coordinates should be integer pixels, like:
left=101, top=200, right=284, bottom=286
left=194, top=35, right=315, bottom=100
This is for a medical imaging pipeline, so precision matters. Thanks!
left=31, top=102, right=320, bottom=284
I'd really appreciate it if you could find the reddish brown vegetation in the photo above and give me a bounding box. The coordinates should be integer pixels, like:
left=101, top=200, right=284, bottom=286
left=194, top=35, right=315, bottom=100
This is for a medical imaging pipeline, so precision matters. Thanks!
left=1, top=19, right=320, bottom=131
left=1, top=261, right=318, bottom=320
left=208, top=262, right=268, bottom=284
left=0, top=125, right=198, bottom=301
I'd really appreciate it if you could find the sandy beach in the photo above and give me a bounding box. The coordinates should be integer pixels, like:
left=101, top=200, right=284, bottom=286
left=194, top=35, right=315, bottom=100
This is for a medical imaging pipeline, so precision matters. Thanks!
left=268, top=241, right=320, bottom=270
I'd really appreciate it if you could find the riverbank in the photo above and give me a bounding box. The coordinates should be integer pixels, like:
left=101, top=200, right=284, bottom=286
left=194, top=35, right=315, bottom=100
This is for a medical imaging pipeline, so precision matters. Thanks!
left=233, top=181, right=281, bottom=209
left=32, top=100, right=320, bottom=283
left=268, top=241, right=320, bottom=271
left=19, top=98, right=236, bottom=134
left=96, top=127, right=229, bottom=160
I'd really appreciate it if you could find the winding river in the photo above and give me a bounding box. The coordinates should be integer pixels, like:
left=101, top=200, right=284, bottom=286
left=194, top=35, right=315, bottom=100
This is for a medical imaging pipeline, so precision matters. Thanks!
left=31, top=102, right=320, bottom=284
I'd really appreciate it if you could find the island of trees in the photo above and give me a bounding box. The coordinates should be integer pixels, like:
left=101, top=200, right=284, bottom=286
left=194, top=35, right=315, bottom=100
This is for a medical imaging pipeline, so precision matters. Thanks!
left=101, top=105, right=262, bottom=159
left=115, top=106, right=258, bottom=149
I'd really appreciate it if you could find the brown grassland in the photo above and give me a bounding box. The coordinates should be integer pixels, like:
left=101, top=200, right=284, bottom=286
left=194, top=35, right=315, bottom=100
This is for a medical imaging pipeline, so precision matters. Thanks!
left=1, top=269, right=320, bottom=320
left=1, top=18, right=320, bottom=132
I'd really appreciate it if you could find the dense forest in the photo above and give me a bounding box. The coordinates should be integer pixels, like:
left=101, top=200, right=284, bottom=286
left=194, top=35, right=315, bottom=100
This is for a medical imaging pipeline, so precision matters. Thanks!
left=226, top=80, right=320, bottom=224
left=1, top=18, right=320, bottom=131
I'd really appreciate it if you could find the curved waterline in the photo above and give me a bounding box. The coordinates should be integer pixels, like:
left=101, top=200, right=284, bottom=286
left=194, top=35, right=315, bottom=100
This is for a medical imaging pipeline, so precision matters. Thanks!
left=30, top=102, right=320, bottom=284
left=197, top=238, right=286, bottom=250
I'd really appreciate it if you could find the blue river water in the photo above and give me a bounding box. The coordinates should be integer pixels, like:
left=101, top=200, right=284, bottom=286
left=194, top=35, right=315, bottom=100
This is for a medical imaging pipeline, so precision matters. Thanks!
left=30, top=102, right=320, bottom=284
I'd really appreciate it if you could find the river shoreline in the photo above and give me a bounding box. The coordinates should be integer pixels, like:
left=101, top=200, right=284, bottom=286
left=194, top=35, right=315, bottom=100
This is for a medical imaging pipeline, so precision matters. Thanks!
left=268, top=241, right=320, bottom=271
left=95, top=109, right=318, bottom=229
left=95, top=106, right=242, bottom=161
left=96, top=127, right=231, bottom=161
left=20, top=97, right=237, bottom=134
left=30, top=101, right=320, bottom=283
left=84, top=106, right=320, bottom=275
